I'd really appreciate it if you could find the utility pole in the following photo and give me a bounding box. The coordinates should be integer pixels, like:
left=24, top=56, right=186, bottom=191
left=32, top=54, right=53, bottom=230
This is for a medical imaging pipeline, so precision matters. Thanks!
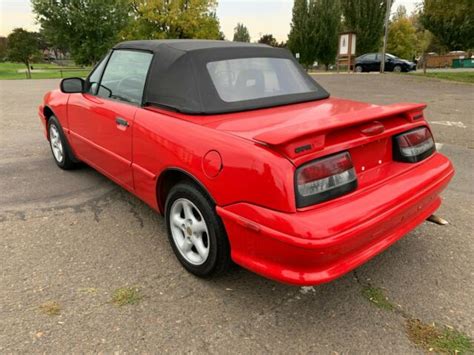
left=380, top=0, right=392, bottom=73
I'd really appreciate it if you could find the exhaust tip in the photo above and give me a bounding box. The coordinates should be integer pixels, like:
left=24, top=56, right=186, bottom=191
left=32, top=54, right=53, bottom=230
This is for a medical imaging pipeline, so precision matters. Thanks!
left=427, top=214, right=449, bottom=226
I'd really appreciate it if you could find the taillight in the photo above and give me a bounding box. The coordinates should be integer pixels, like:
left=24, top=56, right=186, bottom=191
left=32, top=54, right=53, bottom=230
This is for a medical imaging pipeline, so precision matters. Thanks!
left=393, top=127, right=435, bottom=163
left=295, top=151, right=357, bottom=208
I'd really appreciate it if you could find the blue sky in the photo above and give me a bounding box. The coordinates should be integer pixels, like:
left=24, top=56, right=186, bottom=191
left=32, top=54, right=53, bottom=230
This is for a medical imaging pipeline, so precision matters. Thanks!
left=0, top=0, right=419, bottom=41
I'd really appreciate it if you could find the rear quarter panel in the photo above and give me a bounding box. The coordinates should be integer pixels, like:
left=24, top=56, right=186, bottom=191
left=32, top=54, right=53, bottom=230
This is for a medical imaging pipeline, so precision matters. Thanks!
left=132, top=108, right=296, bottom=213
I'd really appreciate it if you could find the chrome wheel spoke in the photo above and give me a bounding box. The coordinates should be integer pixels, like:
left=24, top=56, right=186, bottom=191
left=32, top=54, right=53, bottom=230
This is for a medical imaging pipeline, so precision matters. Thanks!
left=183, top=202, right=194, bottom=221
left=193, top=221, right=207, bottom=234
left=191, top=235, right=209, bottom=260
left=180, top=238, right=193, bottom=253
left=172, top=214, right=185, bottom=230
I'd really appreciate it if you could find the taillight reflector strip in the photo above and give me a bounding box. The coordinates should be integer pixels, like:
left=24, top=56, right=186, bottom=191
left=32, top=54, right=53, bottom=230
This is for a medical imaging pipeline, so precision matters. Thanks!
left=298, top=169, right=356, bottom=197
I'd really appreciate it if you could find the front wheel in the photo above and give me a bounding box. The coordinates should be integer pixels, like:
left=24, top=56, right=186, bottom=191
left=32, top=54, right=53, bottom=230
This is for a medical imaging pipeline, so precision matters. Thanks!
left=393, top=65, right=402, bottom=73
left=355, top=65, right=363, bottom=73
left=48, top=116, right=77, bottom=170
left=165, top=182, right=231, bottom=278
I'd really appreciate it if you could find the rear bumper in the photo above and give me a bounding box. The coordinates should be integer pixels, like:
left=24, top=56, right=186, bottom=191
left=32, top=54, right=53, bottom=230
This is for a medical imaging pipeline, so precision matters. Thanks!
left=217, top=153, right=454, bottom=286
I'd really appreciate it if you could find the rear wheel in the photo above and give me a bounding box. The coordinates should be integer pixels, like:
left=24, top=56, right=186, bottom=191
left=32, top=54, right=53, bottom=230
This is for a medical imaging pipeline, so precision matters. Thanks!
left=48, top=116, right=77, bottom=170
left=393, top=65, right=402, bottom=73
left=165, top=182, right=231, bottom=277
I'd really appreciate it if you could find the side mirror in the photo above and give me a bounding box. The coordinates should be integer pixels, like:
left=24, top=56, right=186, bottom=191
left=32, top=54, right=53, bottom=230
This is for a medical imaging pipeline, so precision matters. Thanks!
left=60, top=77, right=85, bottom=93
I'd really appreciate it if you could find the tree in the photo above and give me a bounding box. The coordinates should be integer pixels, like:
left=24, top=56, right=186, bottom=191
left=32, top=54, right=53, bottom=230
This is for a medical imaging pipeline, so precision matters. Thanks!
left=127, top=0, right=222, bottom=40
left=32, top=0, right=131, bottom=65
left=420, top=0, right=474, bottom=50
left=341, top=0, right=387, bottom=55
left=407, top=10, right=446, bottom=56
left=0, top=37, right=7, bottom=61
left=233, top=23, right=250, bottom=42
left=393, top=4, right=406, bottom=21
left=310, top=0, right=341, bottom=69
left=288, top=0, right=313, bottom=66
left=387, top=5, right=417, bottom=59
left=288, top=0, right=341, bottom=68
left=258, top=34, right=278, bottom=47
left=6, top=28, right=40, bottom=79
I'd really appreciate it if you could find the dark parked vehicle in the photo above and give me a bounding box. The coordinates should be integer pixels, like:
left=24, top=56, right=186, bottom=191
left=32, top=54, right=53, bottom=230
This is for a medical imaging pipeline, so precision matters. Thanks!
left=355, top=53, right=416, bottom=73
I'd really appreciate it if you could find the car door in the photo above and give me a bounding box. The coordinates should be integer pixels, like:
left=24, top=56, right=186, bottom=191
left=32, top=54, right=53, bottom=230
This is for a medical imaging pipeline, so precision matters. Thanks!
left=384, top=55, right=395, bottom=71
left=361, top=54, right=377, bottom=72
left=371, top=53, right=381, bottom=72
left=67, top=49, right=153, bottom=190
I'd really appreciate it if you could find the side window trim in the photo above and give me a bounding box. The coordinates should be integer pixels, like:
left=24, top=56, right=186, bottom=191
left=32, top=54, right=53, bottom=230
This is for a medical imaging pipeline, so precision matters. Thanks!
left=141, top=51, right=156, bottom=107
left=86, top=52, right=112, bottom=95
left=96, top=49, right=153, bottom=107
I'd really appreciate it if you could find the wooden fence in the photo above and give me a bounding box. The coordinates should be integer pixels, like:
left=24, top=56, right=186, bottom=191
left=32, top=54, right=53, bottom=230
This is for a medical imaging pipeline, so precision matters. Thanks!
left=425, top=54, right=470, bottom=68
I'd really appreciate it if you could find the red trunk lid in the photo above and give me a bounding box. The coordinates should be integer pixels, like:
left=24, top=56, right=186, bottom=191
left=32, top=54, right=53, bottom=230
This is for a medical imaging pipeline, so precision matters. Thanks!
left=201, top=97, right=426, bottom=167
left=202, top=98, right=424, bottom=143
left=201, top=98, right=377, bottom=141
left=148, top=97, right=427, bottom=175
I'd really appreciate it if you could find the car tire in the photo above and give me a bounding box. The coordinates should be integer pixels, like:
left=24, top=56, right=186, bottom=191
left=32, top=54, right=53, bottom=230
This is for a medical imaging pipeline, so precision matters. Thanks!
left=393, top=65, right=402, bottom=73
left=355, top=65, right=363, bottom=73
left=165, top=181, right=231, bottom=278
left=47, top=116, right=77, bottom=170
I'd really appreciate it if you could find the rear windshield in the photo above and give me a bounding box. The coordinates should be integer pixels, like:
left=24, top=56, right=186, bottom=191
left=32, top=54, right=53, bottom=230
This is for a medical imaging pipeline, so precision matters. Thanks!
left=206, top=57, right=319, bottom=103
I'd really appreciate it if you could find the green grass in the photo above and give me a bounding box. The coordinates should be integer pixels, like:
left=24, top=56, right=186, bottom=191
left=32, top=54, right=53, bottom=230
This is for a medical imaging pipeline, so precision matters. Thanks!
left=359, top=283, right=473, bottom=353
left=361, top=286, right=394, bottom=310
left=111, top=287, right=142, bottom=306
left=78, top=287, right=98, bottom=294
left=39, top=301, right=61, bottom=316
left=406, top=319, right=473, bottom=354
left=412, top=71, right=474, bottom=84
left=0, top=62, right=91, bottom=80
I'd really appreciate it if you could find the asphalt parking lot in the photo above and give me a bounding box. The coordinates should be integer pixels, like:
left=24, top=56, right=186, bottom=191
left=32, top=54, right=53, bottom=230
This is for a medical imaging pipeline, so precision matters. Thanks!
left=0, top=74, right=472, bottom=353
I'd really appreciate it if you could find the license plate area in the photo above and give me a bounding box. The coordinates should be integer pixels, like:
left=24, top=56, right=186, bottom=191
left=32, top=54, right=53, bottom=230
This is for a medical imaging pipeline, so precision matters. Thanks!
left=350, top=138, right=392, bottom=173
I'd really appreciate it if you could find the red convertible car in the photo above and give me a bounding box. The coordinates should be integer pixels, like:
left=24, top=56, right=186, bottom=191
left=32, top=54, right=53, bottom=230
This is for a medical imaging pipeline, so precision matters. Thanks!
left=38, top=40, right=454, bottom=285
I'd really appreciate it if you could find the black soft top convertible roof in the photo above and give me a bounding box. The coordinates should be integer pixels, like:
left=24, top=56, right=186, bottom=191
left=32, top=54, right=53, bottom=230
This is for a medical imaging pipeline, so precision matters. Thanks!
left=113, top=40, right=329, bottom=115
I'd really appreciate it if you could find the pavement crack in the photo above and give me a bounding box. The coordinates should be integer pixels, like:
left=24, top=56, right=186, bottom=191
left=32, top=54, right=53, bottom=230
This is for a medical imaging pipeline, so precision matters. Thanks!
left=353, top=269, right=364, bottom=287
left=0, top=210, right=26, bottom=223
left=0, top=189, right=118, bottom=222
left=118, top=191, right=145, bottom=228
left=354, top=269, right=412, bottom=319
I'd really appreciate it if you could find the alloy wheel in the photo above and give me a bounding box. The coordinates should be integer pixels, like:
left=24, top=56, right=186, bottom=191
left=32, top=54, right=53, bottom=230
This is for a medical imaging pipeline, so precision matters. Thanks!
left=49, top=124, right=64, bottom=163
left=169, top=198, right=210, bottom=265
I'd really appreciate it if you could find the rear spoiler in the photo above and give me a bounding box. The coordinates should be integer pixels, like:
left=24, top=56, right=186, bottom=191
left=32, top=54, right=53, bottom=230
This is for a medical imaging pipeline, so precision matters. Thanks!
left=253, top=102, right=427, bottom=146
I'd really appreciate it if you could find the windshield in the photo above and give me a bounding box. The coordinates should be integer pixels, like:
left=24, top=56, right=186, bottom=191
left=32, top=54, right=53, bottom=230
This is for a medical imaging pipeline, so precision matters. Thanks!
left=207, top=57, right=319, bottom=103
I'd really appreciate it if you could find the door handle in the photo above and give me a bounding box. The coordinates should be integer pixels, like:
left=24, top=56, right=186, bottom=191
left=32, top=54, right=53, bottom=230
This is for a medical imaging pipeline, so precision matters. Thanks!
left=116, top=117, right=129, bottom=127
